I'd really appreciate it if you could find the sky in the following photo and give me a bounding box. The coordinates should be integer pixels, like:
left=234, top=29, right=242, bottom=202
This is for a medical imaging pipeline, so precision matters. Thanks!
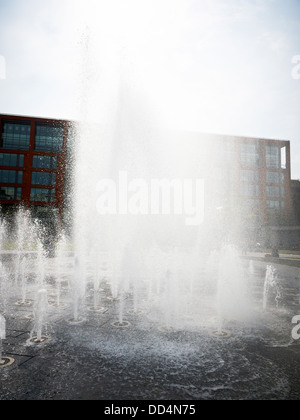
left=0, top=0, right=300, bottom=177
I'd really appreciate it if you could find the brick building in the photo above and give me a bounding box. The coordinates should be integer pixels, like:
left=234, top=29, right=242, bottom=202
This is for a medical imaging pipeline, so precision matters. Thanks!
left=0, top=114, right=294, bottom=244
left=0, top=114, right=70, bottom=230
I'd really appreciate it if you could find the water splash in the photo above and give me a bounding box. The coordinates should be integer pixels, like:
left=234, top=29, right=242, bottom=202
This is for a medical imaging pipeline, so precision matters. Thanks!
left=217, top=245, right=250, bottom=331
left=0, top=314, right=5, bottom=363
left=31, top=289, right=49, bottom=342
left=263, top=265, right=282, bottom=311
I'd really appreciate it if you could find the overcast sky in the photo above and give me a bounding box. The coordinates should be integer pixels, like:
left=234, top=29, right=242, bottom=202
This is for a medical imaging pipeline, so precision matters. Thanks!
left=0, top=0, right=300, bottom=177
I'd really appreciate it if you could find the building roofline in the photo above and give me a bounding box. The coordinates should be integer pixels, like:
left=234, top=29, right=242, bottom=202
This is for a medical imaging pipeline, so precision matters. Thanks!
left=0, top=113, right=71, bottom=125
left=0, top=113, right=291, bottom=143
left=176, top=128, right=291, bottom=144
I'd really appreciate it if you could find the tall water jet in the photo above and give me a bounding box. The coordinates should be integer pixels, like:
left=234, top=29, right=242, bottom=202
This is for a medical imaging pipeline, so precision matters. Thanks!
left=20, top=256, right=28, bottom=305
left=14, top=208, right=28, bottom=286
left=216, top=245, right=250, bottom=334
left=69, top=257, right=86, bottom=323
left=0, top=314, right=14, bottom=368
left=36, top=241, right=46, bottom=287
left=30, top=289, right=49, bottom=344
left=55, top=233, right=68, bottom=307
left=0, top=218, right=6, bottom=253
left=0, top=314, right=5, bottom=362
left=0, top=262, right=10, bottom=314
left=70, top=1, right=255, bottom=331
left=263, top=265, right=282, bottom=311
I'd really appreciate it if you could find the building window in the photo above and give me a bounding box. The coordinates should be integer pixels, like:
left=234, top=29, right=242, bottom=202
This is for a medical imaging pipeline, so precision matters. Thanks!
left=31, top=172, right=56, bottom=186
left=0, top=170, right=23, bottom=184
left=216, top=139, right=236, bottom=163
left=0, top=153, right=24, bottom=167
left=244, top=199, right=261, bottom=212
left=266, top=172, right=284, bottom=184
left=266, top=186, right=285, bottom=198
left=35, top=123, right=64, bottom=153
left=1, top=122, right=31, bottom=150
left=266, top=145, right=280, bottom=169
left=30, top=188, right=56, bottom=203
left=241, top=183, right=260, bottom=197
left=241, top=143, right=261, bottom=168
left=32, top=155, right=57, bottom=169
left=0, top=187, right=22, bottom=200
left=267, top=200, right=285, bottom=211
left=240, top=170, right=259, bottom=183
left=281, top=146, right=287, bottom=169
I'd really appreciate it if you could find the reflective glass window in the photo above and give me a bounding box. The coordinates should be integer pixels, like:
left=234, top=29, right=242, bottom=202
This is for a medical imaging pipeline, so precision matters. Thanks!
left=35, top=123, right=64, bottom=153
left=1, top=122, right=31, bottom=150
left=244, top=199, right=261, bottom=211
left=267, top=200, right=285, bottom=211
left=0, top=187, right=22, bottom=200
left=31, top=172, right=56, bottom=186
left=32, top=155, right=57, bottom=169
left=30, top=188, right=56, bottom=203
left=266, top=186, right=285, bottom=198
left=0, top=153, right=24, bottom=167
left=241, top=183, right=260, bottom=197
left=266, top=172, right=284, bottom=184
left=266, top=146, right=280, bottom=169
left=241, top=143, right=261, bottom=168
left=241, top=170, right=259, bottom=182
left=0, top=170, right=23, bottom=184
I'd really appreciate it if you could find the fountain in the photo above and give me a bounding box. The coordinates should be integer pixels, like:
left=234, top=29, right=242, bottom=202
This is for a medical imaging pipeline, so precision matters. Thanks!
left=0, top=314, right=14, bottom=368
left=28, top=289, right=50, bottom=344
left=68, top=257, right=86, bottom=324
left=54, top=233, right=68, bottom=308
left=20, top=256, right=28, bottom=305
left=0, top=3, right=288, bottom=345
left=0, top=2, right=298, bottom=401
left=263, top=265, right=282, bottom=311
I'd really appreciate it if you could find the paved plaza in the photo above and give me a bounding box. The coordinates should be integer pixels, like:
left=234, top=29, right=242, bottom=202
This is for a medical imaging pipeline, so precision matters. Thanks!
left=0, top=258, right=300, bottom=400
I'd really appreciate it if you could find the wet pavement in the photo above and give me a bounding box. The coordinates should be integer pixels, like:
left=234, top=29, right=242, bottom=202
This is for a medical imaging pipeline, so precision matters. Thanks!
left=0, top=259, right=300, bottom=400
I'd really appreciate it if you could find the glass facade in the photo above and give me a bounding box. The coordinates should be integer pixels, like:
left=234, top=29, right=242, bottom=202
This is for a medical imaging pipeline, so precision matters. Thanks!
left=244, top=199, right=261, bottom=212
left=240, top=170, right=259, bottom=183
left=241, top=143, right=261, bottom=168
left=32, top=155, right=57, bottom=169
left=266, top=146, right=280, bottom=169
left=1, top=122, right=31, bottom=150
left=0, top=116, right=67, bottom=214
left=30, top=188, right=56, bottom=203
left=266, top=172, right=284, bottom=184
left=31, top=172, right=56, bottom=186
left=0, top=186, right=22, bottom=200
left=267, top=200, right=285, bottom=211
left=35, top=123, right=64, bottom=153
left=266, top=186, right=285, bottom=198
left=0, top=170, right=23, bottom=184
left=241, top=183, right=260, bottom=197
left=0, top=153, right=24, bottom=167
left=216, top=139, right=236, bottom=163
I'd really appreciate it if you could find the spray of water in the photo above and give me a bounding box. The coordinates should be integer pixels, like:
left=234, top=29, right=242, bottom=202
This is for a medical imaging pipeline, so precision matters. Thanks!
left=263, top=265, right=282, bottom=311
